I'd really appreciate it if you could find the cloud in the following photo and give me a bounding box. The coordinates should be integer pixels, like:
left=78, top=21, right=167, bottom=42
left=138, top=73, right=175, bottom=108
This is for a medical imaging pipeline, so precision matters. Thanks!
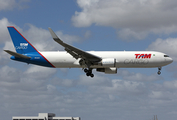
left=1, top=15, right=177, bottom=120
left=88, top=79, right=147, bottom=96
left=0, top=65, right=21, bottom=82
left=72, top=0, right=177, bottom=40
left=0, top=18, right=16, bottom=64
left=0, top=0, right=29, bottom=11
left=119, top=69, right=162, bottom=81
left=163, top=80, right=177, bottom=90
left=78, top=74, right=111, bottom=86
left=117, top=28, right=148, bottom=40
left=24, top=65, right=57, bottom=79
left=0, top=63, right=177, bottom=120
left=0, top=0, right=16, bottom=11
left=147, top=37, right=177, bottom=61
left=84, top=30, right=92, bottom=39
left=0, top=18, right=15, bottom=44
left=23, top=24, right=81, bottom=51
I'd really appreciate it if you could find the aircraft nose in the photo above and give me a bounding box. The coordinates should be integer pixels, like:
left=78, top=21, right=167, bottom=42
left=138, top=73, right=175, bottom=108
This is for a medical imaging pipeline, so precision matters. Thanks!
left=166, top=57, right=173, bottom=64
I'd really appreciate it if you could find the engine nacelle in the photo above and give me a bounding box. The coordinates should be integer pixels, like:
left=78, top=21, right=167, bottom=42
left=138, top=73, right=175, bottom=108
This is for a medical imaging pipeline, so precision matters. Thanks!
left=96, top=67, right=117, bottom=74
left=100, top=58, right=116, bottom=67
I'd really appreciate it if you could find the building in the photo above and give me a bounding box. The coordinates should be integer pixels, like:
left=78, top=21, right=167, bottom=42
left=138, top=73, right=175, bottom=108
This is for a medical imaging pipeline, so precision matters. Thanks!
left=12, top=113, right=80, bottom=120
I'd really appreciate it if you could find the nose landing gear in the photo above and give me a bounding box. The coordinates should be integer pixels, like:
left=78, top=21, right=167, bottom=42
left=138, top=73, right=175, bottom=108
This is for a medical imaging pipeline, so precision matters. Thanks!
left=84, top=68, right=94, bottom=78
left=157, top=67, right=161, bottom=75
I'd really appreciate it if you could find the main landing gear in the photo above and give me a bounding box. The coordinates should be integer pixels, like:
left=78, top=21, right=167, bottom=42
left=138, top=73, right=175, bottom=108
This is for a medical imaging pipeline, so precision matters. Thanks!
left=84, top=68, right=94, bottom=78
left=157, top=67, right=161, bottom=75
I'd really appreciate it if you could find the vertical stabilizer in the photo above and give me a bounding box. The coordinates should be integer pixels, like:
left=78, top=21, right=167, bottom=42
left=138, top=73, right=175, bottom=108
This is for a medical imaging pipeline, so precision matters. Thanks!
left=7, top=26, right=38, bottom=54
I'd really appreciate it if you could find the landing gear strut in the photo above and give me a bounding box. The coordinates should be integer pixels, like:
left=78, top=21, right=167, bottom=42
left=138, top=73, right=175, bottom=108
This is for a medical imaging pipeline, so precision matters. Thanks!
left=157, top=67, right=161, bottom=75
left=84, top=68, right=94, bottom=78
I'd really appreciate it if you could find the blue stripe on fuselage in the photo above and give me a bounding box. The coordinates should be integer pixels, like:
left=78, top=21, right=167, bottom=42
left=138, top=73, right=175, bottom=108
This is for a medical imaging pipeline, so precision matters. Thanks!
left=10, top=52, right=53, bottom=67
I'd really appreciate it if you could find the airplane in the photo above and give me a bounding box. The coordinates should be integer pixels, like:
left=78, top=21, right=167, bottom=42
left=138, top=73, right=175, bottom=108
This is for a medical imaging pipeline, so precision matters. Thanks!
left=4, top=26, right=173, bottom=78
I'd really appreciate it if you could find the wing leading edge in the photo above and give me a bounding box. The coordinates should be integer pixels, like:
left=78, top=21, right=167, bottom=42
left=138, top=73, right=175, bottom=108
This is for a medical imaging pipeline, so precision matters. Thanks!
left=48, top=28, right=102, bottom=66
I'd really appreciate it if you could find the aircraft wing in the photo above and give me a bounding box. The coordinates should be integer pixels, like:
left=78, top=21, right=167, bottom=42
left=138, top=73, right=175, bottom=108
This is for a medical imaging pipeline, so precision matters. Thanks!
left=48, top=28, right=102, bottom=65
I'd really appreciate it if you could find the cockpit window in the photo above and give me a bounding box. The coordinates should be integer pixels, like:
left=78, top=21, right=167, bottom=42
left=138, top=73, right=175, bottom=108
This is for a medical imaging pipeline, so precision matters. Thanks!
left=164, top=55, right=169, bottom=57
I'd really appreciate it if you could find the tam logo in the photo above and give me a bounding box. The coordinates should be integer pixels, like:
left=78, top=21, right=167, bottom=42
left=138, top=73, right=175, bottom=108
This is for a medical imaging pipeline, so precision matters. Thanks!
left=135, top=54, right=151, bottom=59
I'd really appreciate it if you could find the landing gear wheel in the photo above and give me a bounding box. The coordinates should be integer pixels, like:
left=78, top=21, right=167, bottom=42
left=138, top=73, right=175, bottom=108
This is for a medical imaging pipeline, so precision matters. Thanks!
left=84, top=68, right=94, bottom=78
left=86, top=72, right=90, bottom=76
left=90, top=74, right=94, bottom=78
left=84, top=69, right=88, bottom=73
left=157, top=67, right=162, bottom=75
left=158, top=67, right=162, bottom=71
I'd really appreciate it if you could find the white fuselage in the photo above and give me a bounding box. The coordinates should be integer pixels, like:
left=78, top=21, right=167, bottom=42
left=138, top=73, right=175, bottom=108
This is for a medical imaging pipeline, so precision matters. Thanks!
left=40, top=51, right=173, bottom=68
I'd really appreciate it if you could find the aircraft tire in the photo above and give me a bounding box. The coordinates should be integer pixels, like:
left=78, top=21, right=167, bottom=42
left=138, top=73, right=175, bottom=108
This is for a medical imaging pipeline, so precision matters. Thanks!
left=90, top=74, right=94, bottom=78
left=86, top=73, right=90, bottom=76
left=84, top=69, right=88, bottom=73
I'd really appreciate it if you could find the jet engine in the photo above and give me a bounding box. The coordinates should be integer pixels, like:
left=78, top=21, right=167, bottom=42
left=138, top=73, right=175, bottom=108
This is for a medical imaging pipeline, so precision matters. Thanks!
left=96, top=67, right=117, bottom=74
left=100, top=58, right=116, bottom=67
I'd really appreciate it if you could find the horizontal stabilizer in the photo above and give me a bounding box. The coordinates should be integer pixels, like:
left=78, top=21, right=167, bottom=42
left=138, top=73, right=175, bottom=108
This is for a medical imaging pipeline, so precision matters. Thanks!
left=4, top=50, right=31, bottom=59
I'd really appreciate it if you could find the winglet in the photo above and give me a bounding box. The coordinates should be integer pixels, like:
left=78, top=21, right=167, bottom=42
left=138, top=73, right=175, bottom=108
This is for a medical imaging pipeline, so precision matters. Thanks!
left=48, top=28, right=63, bottom=44
left=48, top=28, right=58, bottom=39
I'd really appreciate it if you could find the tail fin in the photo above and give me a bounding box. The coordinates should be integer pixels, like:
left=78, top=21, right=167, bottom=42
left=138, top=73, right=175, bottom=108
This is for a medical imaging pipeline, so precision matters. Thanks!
left=7, top=26, right=38, bottom=54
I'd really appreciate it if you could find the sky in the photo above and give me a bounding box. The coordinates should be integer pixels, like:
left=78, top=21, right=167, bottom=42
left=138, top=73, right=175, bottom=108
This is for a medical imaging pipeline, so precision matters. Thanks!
left=1, top=0, right=177, bottom=120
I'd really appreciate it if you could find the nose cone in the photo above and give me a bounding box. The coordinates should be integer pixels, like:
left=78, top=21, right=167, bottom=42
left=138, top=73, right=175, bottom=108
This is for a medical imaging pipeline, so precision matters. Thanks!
left=166, top=57, right=173, bottom=64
